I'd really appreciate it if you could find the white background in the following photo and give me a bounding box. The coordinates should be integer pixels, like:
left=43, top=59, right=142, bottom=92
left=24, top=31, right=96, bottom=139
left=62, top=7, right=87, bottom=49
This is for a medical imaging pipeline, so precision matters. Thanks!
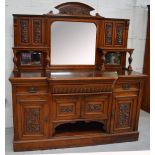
left=5, top=0, right=150, bottom=128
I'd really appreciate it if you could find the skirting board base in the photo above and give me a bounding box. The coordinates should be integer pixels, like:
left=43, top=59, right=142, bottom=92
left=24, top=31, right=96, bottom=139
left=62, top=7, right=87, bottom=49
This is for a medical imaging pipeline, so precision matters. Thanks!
left=14, top=131, right=139, bottom=152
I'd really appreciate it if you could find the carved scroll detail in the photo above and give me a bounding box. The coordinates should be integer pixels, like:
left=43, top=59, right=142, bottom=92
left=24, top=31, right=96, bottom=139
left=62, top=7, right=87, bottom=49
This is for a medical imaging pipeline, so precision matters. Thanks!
left=24, top=108, right=40, bottom=133
left=20, top=19, right=29, bottom=43
left=47, top=2, right=94, bottom=16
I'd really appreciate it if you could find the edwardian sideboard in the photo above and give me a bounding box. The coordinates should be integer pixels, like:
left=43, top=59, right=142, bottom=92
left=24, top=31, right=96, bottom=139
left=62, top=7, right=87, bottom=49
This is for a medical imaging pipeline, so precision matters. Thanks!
left=9, top=2, right=146, bottom=151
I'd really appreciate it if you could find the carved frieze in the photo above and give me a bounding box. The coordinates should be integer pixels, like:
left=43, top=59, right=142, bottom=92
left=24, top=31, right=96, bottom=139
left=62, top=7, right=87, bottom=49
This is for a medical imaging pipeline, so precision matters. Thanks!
left=20, top=19, right=29, bottom=43
left=118, top=103, right=130, bottom=127
left=24, top=108, right=40, bottom=133
left=52, top=84, right=112, bottom=94
left=33, top=20, right=42, bottom=43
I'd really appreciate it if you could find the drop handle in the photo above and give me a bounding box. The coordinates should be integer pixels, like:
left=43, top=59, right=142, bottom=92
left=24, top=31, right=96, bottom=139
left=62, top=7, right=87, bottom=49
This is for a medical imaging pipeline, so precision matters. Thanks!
left=122, top=83, right=130, bottom=90
left=27, top=87, right=38, bottom=93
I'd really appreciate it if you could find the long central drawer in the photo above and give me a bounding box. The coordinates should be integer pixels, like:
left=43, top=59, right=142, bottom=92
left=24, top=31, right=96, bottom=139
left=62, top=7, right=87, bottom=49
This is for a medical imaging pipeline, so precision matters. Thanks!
left=52, top=84, right=113, bottom=94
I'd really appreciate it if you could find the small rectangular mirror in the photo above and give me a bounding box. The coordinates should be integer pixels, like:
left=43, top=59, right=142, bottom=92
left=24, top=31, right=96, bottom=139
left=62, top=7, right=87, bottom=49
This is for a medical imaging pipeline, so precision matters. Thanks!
left=50, top=21, right=97, bottom=65
left=105, top=52, right=121, bottom=65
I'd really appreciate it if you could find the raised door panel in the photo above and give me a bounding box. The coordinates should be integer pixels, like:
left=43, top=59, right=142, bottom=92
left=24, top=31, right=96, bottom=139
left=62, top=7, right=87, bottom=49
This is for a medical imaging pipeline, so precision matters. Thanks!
left=112, top=95, right=137, bottom=133
left=114, top=22, right=126, bottom=47
left=104, top=22, right=114, bottom=46
left=17, top=100, right=48, bottom=140
left=82, top=94, right=111, bottom=119
left=53, top=95, right=80, bottom=120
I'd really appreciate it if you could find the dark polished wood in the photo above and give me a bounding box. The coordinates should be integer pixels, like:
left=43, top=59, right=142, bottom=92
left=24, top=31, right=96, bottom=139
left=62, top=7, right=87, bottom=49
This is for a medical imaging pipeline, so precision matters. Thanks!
left=141, top=5, right=150, bottom=113
left=9, top=2, right=147, bottom=151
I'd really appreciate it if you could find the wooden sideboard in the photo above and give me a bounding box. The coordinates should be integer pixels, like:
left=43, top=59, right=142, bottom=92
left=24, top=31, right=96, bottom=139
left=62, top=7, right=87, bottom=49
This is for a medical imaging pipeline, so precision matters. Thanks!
left=10, top=70, right=146, bottom=151
left=9, top=2, right=147, bottom=151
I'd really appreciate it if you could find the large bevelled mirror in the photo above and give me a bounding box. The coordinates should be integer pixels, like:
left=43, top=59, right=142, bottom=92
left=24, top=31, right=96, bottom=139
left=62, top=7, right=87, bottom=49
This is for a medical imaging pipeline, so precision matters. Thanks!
left=50, top=21, right=97, bottom=65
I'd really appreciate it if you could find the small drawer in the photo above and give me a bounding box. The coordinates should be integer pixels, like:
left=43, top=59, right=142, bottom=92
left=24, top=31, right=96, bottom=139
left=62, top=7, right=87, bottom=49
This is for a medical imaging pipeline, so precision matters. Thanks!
left=114, top=82, right=139, bottom=92
left=16, top=85, right=48, bottom=94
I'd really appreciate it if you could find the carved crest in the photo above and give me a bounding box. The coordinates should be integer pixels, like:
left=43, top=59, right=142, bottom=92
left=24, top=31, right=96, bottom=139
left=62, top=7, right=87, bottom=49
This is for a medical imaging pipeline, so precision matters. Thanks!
left=47, top=2, right=95, bottom=16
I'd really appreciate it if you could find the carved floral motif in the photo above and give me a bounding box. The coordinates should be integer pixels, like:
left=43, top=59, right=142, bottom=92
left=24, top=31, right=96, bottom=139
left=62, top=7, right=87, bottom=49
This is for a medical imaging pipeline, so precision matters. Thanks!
left=33, top=20, right=42, bottom=43
left=20, top=19, right=29, bottom=43
left=115, top=25, right=124, bottom=45
left=24, top=108, right=40, bottom=133
left=59, top=7, right=91, bottom=15
left=87, top=104, right=102, bottom=112
left=60, top=105, right=73, bottom=113
left=118, top=104, right=130, bottom=127
left=105, top=24, right=113, bottom=45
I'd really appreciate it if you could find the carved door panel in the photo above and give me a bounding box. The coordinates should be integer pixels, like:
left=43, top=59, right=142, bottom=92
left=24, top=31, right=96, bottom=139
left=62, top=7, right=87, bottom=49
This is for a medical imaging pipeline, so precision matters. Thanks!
left=112, top=95, right=137, bottom=133
left=114, top=22, right=126, bottom=47
left=18, top=18, right=31, bottom=46
left=104, top=22, right=114, bottom=46
left=14, top=17, right=45, bottom=46
left=17, top=100, right=49, bottom=140
left=53, top=95, right=81, bottom=120
left=32, top=18, right=45, bottom=46
left=82, top=94, right=111, bottom=119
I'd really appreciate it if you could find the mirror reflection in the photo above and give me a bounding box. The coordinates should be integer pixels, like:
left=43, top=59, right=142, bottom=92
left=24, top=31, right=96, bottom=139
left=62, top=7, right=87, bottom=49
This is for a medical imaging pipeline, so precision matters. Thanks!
left=51, top=21, right=96, bottom=65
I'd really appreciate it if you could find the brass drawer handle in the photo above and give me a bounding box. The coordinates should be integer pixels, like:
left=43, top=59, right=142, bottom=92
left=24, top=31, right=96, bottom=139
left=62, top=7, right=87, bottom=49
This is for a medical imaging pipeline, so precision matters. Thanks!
left=122, top=83, right=130, bottom=90
left=27, top=87, right=38, bottom=93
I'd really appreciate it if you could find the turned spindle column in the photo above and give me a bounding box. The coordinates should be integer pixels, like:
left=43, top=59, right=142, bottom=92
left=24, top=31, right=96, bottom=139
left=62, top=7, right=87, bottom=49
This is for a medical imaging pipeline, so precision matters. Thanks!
left=101, top=51, right=107, bottom=71
left=13, top=50, right=19, bottom=72
left=127, top=50, right=133, bottom=71
left=98, top=47, right=106, bottom=71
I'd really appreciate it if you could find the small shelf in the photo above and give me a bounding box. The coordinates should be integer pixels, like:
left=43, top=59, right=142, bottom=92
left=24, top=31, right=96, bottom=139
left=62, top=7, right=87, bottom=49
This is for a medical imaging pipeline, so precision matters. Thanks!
left=54, top=121, right=106, bottom=137
left=18, top=51, right=43, bottom=66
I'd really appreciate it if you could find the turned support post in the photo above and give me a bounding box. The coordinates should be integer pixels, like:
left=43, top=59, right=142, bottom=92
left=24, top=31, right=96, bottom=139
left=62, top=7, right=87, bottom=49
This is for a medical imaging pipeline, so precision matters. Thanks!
left=98, top=47, right=106, bottom=71
left=101, top=51, right=107, bottom=71
left=127, top=50, right=133, bottom=71
left=13, top=50, right=19, bottom=72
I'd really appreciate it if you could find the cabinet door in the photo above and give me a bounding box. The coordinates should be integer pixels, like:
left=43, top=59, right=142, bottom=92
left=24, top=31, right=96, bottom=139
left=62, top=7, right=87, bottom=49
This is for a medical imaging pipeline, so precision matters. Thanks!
left=82, top=94, right=111, bottom=119
left=17, top=99, right=49, bottom=140
left=14, top=17, right=46, bottom=46
left=114, top=22, right=126, bottom=47
left=112, top=95, right=137, bottom=133
left=52, top=95, right=80, bottom=120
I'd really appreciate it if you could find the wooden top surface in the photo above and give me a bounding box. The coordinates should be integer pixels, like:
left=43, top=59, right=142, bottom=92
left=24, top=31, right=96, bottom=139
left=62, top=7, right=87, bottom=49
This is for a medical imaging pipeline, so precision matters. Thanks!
left=10, top=70, right=147, bottom=82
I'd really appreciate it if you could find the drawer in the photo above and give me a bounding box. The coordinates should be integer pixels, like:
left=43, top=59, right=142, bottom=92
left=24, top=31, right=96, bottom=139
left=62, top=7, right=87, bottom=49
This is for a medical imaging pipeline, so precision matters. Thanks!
left=114, top=82, right=139, bottom=92
left=16, top=85, right=48, bottom=94
left=52, top=84, right=113, bottom=94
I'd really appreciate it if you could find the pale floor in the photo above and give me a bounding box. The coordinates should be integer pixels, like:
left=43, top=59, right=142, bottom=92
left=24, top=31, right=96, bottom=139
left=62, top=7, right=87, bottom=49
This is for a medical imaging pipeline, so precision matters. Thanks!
left=5, top=110, right=150, bottom=155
